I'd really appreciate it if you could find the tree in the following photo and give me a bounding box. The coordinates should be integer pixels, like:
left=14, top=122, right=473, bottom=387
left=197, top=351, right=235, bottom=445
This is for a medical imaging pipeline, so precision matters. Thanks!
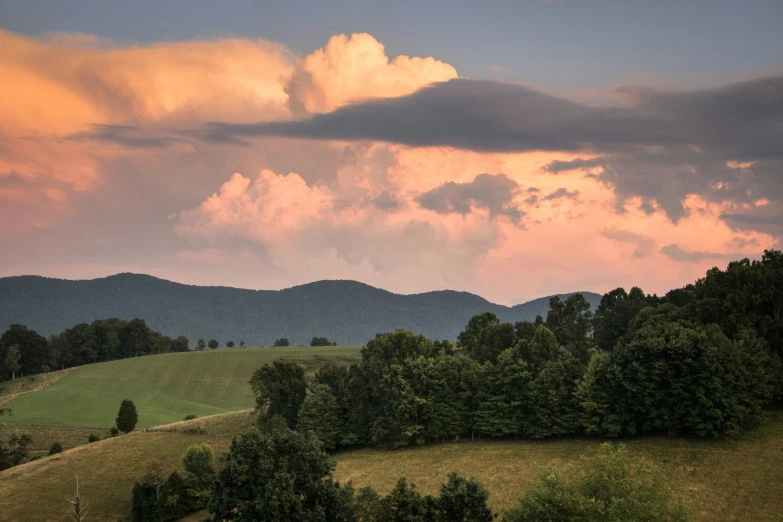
left=520, top=327, right=582, bottom=438
left=239, top=340, right=246, bottom=347
left=514, top=321, right=537, bottom=343
left=545, top=294, right=594, bottom=363
left=132, top=457, right=174, bottom=521
left=614, top=307, right=774, bottom=436
left=432, top=339, right=455, bottom=355
left=505, top=443, right=690, bottom=522
left=226, top=340, right=235, bottom=348
left=171, top=336, right=190, bottom=352
left=474, top=349, right=529, bottom=438
left=121, top=318, right=153, bottom=357
left=50, top=442, right=63, bottom=455
left=273, top=338, right=290, bottom=347
left=67, top=476, right=90, bottom=522
left=183, top=443, right=215, bottom=505
left=437, top=472, right=495, bottom=522
left=457, top=312, right=500, bottom=353
left=576, top=351, right=628, bottom=436
left=183, top=443, right=215, bottom=478
left=1, top=325, right=50, bottom=378
left=116, top=399, right=139, bottom=433
left=209, top=429, right=351, bottom=521
left=311, top=337, right=332, bottom=346
left=297, top=384, right=343, bottom=450
left=360, top=330, right=436, bottom=370
left=592, top=287, right=651, bottom=352
left=259, top=414, right=290, bottom=435
left=5, top=345, right=20, bottom=380
left=250, top=360, right=307, bottom=429
left=208, top=339, right=219, bottom=350
left=472, top=322, right=516, bottom=364
left=0, top=433, right=31, bottom=470
left=196, top=339, right=206, bottom=351
left=372, top=477, right=437, bottom=522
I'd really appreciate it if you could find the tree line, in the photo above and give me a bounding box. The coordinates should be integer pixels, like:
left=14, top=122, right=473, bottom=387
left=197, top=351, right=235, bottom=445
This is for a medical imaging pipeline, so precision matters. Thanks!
left=0, top=318, right=190, bottom=381
left=251, top=250, right=783, bottom=451
left=0, top=317, right=344, bottom=382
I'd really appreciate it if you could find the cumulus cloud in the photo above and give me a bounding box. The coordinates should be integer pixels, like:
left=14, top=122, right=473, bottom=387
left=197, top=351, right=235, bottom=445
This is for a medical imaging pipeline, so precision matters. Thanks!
left=174, top=164, right=506, bottom=292
left=415, top=173, right=525, bottom=224
left=0, top=29, right=460, bottom=236
left=175, top=170, right=334, bottom=243
left=202, top=75, right=783, bottom=237
left=3, top=28, right=781, bottom=304
left=285, top=33, right=457, bottom=116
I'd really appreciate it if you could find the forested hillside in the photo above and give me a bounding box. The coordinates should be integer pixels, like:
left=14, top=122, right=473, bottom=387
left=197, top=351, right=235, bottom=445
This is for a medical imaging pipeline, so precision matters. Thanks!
left=0, top=274, right=600, bottom=345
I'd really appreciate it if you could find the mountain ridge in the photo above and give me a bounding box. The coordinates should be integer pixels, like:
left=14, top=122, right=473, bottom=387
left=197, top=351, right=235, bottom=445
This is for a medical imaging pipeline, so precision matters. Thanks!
left=0, top=273, right=602, bottom=345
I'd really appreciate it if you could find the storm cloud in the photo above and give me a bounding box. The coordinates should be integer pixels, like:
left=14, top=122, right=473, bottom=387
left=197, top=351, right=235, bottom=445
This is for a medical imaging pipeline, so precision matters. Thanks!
left=415, top=173, right=525, bottom=224
left=201, top=76, right=783, bottom=161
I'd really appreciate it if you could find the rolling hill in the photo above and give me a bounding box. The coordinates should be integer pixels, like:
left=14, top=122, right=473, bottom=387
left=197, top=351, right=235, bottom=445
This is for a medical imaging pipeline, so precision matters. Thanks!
left=0, top=274, right=602, bottom=346
left=2, top=409, right=782, bottom=521
left=0, top=345, right=361, bottom=428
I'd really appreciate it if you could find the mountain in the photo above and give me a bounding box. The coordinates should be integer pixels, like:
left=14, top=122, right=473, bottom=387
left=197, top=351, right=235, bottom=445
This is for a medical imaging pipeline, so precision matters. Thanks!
left=0, top=274, right=602, bottom=346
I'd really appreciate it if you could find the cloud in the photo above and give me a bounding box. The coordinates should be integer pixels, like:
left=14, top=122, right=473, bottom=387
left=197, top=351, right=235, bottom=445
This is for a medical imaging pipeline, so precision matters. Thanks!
left=202, top=75, right=783, bottom=161
left=0, top=29, right=460, bottom=236
left=285, top=33, right=458, bottom=116
left=67, top=124, right=182, bottom=148
left=543, top=187, right=580, bottom=201
left=372, top=191, right=401, bottom=211
left=199, top=75, right=783, bottom=236
left=600, top=226, right=656, bottom=258
left=415, top=173, right=525, bottom=224
left=543, top=157, right=605, bottom=173
left=659, top=243, right=746, bottom=263
left=174, top=162, right=507, bottom=293
left=724, top=236, right=759, bottom=249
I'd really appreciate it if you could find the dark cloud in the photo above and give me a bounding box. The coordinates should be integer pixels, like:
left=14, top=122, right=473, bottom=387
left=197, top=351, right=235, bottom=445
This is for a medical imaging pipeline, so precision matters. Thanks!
left=372, top=191, right=401, bottom=211
left=543, top=147, right=775, bottom=223
left=543, top=157, right=605, bottom=173
left=659, top=244, right=746, bottom=263
left=196, top=75, right=783, bottom=236
left=415, top=173, right=524, bottom=224
left=720, top=206, right=783, bottom=237
left=543, top=187, right=580, bottom=201
left=67, top=124, right=180, bottom=148
left=200, top=76, right=783, bottom=162
left=526, top=187, right=540, bottom=193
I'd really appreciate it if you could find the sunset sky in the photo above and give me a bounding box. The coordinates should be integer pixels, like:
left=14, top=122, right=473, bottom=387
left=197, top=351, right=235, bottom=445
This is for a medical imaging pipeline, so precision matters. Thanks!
left=1, top=0, right=782, bottom=304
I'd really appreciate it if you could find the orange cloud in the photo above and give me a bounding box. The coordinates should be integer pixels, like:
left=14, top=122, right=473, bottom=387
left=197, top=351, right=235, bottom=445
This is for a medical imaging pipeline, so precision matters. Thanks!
left=0, top=29, right=459, bottom=237
left=285, top=33, right=458, bottom=115
left=173, top=143, right=776, bottom=303
left=3, top=29, right=774, bottom=302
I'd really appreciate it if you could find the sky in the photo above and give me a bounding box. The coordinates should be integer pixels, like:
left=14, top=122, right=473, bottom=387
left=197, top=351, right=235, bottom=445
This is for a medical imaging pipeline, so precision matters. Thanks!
left=0, top=1, right=781, bottom=304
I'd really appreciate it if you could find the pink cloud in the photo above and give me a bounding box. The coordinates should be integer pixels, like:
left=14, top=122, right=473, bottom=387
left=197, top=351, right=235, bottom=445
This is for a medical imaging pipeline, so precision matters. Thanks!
left=172, top=143, right=775, bottom=303
left=1, top=29, right=776, bottom=304
left=0, top=29, right=459, bottom=237
left=285, top=33, right=458, bottom=115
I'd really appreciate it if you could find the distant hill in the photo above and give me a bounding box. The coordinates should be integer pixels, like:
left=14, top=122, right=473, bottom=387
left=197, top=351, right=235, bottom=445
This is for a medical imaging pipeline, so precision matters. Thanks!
left=0, top=274, right=602, bottom=345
